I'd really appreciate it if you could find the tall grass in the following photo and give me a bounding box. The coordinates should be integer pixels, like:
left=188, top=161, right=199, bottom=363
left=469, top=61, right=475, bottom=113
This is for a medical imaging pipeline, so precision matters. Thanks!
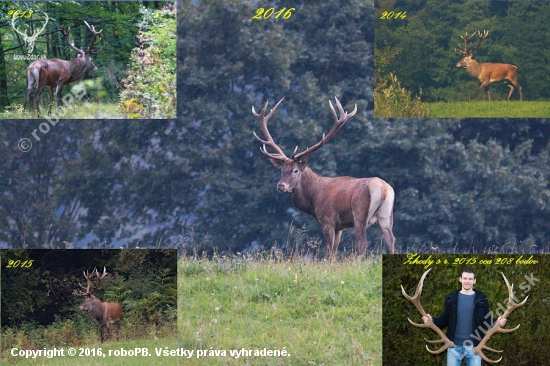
left=178, top=253, right=382, bottom=365
left=375, top=73, right=429, bottom=118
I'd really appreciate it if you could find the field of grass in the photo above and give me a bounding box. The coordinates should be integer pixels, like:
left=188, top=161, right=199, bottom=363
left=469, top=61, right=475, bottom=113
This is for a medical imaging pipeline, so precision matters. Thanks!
left=423, top=101, right=550, bottom=118
left=0, top=102, right=125, bottom=119
left=178, top=255, right=382, bottom=366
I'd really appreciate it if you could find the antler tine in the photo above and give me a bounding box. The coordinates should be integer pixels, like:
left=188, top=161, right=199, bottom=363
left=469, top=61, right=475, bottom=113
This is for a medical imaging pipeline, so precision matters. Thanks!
left=292, top=97, right=356, bottom=161
left=469, top=29, right=488, bottom=54
left=455, top=31, right=476, bottom=55
left=473, top=272, right=528, bottom=364
left=401, top=268, right=454, bottom=354
left=252, top=97, right=289, bottom=162
left=76, top=268, right=95, bottom=296
left=83, top=21, right=103, bottom=54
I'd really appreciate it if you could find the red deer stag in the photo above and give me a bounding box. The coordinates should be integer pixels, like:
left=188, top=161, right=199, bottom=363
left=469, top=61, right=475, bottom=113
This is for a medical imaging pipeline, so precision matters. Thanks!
left=455, top=30, right=522, bottom=101
left=23, top=21, right=102, bottom=116
left=76, top=267, right=122, bottom=342
left=253, top=97, right=395, bottom=258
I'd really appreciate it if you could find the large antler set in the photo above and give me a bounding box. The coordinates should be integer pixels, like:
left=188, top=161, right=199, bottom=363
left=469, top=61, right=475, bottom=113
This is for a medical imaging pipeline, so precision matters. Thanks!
left=455, top=30, right=489, bottom=57
left=252, top=97, right=357, bottom=163
left=474, top=272, right=528, bottom=364
left=61, top=21, right=102, bottom=57
left=401, top=268, right=454, bottom=354
left=76, top=267, right=108, bottom=296
left=401, top=269, right=528, bottom=363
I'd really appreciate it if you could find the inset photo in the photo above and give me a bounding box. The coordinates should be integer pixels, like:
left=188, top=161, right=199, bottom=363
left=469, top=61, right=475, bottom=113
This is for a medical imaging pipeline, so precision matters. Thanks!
left=1, top=249, right=177, bottom=364
left=383, top=254, right=550, bottom=366
left=375, top=0, right=550, bottom=118
left=0, top=1, right=175, bottom=119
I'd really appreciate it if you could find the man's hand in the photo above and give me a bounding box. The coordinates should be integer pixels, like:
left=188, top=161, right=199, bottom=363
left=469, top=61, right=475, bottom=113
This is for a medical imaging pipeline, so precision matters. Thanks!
left=498, top=316, right=507, bottom=327
left=422, top=314, right=433, bottom=324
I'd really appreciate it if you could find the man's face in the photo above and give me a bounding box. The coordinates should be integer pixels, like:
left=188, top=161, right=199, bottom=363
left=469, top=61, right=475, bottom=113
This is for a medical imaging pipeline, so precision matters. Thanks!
left=459, top=272, right=476, bottom=290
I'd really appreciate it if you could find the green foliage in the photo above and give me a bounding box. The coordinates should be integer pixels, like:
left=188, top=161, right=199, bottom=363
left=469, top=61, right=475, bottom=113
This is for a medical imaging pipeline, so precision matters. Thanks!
left=179, top=255, right=382, bottom=365
left=119, top=6, right=176, bottom=118
left=375, top=73, right=428, bottom=117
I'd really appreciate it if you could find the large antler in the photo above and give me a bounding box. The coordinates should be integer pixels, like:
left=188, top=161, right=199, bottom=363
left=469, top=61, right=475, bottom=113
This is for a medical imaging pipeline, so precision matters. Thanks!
left=76, top=267, right=108, bottom=296
left=252, top=97, right=357, bottom=163
left=401, top=268, right=454, bottom=354
left=455, top=30, right=489, bottom=56
left=252, top=97, right=289, bottom=163
left=292, top=97, right=357, bottom=161
left=473, top=272, right=528, bottom=364
left=61, top=21, right=102, bottom=56
left=83, top=21, right=102, bottom=55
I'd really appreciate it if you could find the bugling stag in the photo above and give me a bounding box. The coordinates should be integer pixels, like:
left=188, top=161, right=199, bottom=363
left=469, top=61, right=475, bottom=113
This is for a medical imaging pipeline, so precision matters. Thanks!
left=253, top=97, right=395, bottom=258
left=23, top=21, right=102, bottom=116
left=76, top=267, right=122, bottom=342
left=455, top=30, right=522, bottom=101
left=401, top=269, right=528, bottom=364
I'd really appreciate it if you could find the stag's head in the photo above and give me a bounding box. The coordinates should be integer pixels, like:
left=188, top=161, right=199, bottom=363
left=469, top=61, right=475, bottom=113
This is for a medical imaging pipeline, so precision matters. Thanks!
left=61, top=21, right=102, bottom=73
left=252, top=97, right=357, bottom=193
left=455, top=30, right=489, bottom=68
left=76, top=267, right=107, bottom=311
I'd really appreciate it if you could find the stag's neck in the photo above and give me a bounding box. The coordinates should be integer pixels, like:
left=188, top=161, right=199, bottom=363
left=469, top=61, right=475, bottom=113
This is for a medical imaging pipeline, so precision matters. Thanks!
left=465, top=58, right=483, bottom=80
left=290, top=167, right=328, bottom=220
left=88, top=297, right=106, bottom=323
left=68, top=56, right=88, bottom=83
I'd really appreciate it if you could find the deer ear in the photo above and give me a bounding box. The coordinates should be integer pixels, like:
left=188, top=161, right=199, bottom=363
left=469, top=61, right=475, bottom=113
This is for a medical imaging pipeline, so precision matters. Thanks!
left=269, top=158, right=286, bottom=168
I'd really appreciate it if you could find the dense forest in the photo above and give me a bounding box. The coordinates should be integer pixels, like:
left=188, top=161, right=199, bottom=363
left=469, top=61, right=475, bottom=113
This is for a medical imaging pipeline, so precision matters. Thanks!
left=375, top=0, right=550, bottom=102
left=0, top=1, right=175, bottom=118
left=1, top=0, right=549, bottom=255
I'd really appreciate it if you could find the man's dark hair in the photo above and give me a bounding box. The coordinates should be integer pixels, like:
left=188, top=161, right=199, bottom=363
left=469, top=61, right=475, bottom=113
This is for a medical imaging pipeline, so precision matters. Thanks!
left=460, top=267, right=475, bottom=278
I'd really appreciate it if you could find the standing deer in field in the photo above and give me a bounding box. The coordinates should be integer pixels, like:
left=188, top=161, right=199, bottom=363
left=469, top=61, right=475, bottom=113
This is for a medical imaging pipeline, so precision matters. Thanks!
left=23, top=21, right=102, bottom=116
left=253, top=97, right=395, bottom=258
left=455, top=30, right=522, bottom=101
left=76, top=267, right=122, bottom=342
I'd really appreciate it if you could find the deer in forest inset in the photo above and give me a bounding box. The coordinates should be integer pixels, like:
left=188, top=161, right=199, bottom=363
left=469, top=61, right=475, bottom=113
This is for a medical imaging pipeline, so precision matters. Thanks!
left=23, top=21, right=102, bottom=115
left=76, top=267, right=122, bottom=342
left=455, top=30, right=522, bottom=101
left=253, top=97, right=396, bottom=259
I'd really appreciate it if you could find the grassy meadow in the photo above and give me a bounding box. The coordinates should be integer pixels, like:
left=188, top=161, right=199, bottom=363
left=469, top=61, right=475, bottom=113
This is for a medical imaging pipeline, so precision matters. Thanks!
left=0, top=102, right=124, bottom=119
left=423, top=100, right=550, bottom=118
left=178, top=255, right=383, bottom=366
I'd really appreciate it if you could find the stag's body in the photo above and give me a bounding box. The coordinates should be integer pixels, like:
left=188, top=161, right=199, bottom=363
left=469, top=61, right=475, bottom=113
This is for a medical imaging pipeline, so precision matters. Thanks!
left=79, top=294, right=122, bottom=342
left=285, top=167, right=394, bottom=257
left=455, top=30, right=522, bottom=101
left=253, top=97, right=395, bottom=258
left=77, top=267, right=122, bottom=342
left=23, top=21, right=102, bottom=116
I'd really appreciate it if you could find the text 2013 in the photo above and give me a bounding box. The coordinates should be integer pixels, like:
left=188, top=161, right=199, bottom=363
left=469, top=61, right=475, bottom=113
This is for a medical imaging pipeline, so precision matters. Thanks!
left=7, top=9, right=34, bottom=19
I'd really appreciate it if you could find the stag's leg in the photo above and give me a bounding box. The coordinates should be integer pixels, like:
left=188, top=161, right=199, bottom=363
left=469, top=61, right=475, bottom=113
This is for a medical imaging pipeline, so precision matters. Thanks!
left=506, top=85, right=514, bottom=101
left=23, top=73, right=35, bottom=112
left=48, top=86, right=54, bottom=115
left=354, top=224, right=368, bottom=257
left=98, top=324, right=104, bottom=343
left=372, top=185, right=396, bottom=254
left=33, top=86, right=46, bottom=116
left=477, top=81, right=491, bottom=100
left=115, top=320, right=120, bottom=341
left=377, top=211, right=395, bottom=254
left=54, top=82, right=64, bottom=115
left=322, top=226, right=338, bottom=260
